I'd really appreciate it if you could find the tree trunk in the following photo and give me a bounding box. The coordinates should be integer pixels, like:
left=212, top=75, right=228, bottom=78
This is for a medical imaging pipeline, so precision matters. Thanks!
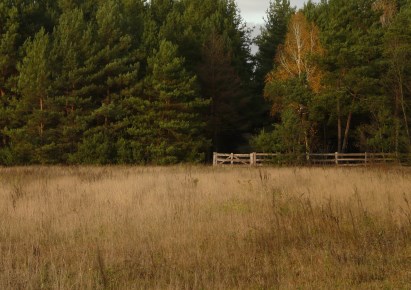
left=342, top=111, right=353, bottom=153
left=399, top=75, right=410, bottom=142
left=337, top=99, right=342, bottom=153
left=105, top=89, right=110, bottom=127
left=65, top=97, right=69, bottom=116
left=342, top=93, right=357, bottom=153
left=304, top=130, right=310, bottom=160
left=301, top=114, right=310, bottom=159
left=39, top=97, right=44, bottom=138
left=394, top=88, right=400, bottom=153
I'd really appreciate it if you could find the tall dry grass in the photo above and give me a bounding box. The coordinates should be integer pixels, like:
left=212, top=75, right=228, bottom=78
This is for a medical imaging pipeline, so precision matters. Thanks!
left=0, top=166, right=410, bottom=289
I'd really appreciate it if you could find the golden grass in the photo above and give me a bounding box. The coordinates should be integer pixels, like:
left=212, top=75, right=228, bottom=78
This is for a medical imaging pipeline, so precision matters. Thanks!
left=0, top=166, right=411, bottom=289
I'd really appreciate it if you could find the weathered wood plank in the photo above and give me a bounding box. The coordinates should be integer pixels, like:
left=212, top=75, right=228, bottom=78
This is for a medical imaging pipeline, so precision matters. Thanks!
left=213, top=152, right=406, bottom=166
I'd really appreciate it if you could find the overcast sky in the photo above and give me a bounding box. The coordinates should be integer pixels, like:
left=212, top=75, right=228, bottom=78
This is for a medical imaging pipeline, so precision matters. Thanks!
left=237, top=0, right=313, bottom=24
left=237, top=0, right=316, bottom=54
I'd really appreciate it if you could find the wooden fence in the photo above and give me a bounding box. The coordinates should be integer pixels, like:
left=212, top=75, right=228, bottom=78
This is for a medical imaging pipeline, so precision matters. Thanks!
left=213, top=152, right=409, bottom=167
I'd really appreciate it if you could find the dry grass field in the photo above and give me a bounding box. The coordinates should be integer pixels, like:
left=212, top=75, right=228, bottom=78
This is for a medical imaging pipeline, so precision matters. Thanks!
left=0, top=166, right=411, bottom=289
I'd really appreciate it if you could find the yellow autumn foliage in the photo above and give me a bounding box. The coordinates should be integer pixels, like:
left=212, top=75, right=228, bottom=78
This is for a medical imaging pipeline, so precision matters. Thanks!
left=266, top=12, right=324, bottom=93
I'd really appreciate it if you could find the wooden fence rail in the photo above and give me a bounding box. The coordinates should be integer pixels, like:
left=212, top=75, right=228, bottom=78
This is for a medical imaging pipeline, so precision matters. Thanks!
left=213, top=152, right=410, bottom=167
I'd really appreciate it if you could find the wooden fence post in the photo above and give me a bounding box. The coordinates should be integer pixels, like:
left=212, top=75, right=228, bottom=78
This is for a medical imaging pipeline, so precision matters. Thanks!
left=213, top=151, right=401, bottom=167
left=250, top=152, right=257, bottom=166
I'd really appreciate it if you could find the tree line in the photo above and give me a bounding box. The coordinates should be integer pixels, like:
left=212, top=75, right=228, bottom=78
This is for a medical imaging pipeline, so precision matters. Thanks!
left=253, top=0, right=411, bottom=156
left=0, top=0, right=410, bottom=165
left=0, top=0, right=260, bottom=164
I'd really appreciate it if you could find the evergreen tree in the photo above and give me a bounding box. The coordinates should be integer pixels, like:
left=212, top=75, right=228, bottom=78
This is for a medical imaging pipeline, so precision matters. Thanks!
left=71, top=0, right=142, bottom=164
left=2, top=0, right=409, bottom=165
left=318, top=0, right=384, bottom=153
left=49, top=8, right=95, bottom=161
left=12, top=28, right=58, bottom=163
left=0, top=4, right=19, bottom=97
left=381, top=3, right=411, bottom=151
left=148, top=0, right=256, bottom=153
left=197, top=31, right=245, bottom=152
left=141, top=40, right=209, bottom=164
left=254, top=0, right=295, bottom=94
left=15, top=0, right=58, bottom=37
left=0, top=4, right=20, bottom=163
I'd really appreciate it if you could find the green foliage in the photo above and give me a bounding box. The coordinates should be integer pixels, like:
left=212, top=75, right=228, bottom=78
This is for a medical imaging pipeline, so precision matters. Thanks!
left=259, top=77, right=317, bottom=154
left=250, top=0, right=296, bottom=144
left=382, top=3, right=411, bottom=151
left=70, top=132, right=114, bottom=165
left=254, top=0, right=411, bottom=155
left=356, top=102, right=397, bottom=153
left=254, top=0, right=294, bottom=92
left=142, top=40, right=210, bottom=164
left=255, top=109, right=305, bottom=154
left=197, top=32, right=247, bottom=152
left=316, top=0, right=397, bottom=153
left=1, top=0, right=411, bottom=165
left=0, top=4, right=19, bottom=92
left=12, top=28, right=59, bottom=164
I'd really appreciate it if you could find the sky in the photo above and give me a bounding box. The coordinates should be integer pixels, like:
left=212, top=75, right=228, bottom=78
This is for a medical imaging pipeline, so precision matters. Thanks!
left=236, top=0, right=317, bottom=53
left=237, top=0, right=312, bottom=24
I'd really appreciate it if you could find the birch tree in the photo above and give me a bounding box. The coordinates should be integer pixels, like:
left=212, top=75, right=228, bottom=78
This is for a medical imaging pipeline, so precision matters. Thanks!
left=264, top=12, right=323, bottom=155
left=267, top=12, right=323, bottom=93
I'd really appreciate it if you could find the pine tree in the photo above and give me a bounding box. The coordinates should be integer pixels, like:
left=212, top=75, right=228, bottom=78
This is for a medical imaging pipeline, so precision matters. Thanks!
left=254, top=0, right=295, bottom=94
left=155, top=0, right=266, bottom=154
left=318, top=0, right=384, bottom=153
left=71, top=0, right=142, bottom=164
left=140, top=40, right=209, bottom=164
left=382, top=3, right=411, bottom=151
left=13, top=28, right=58, bottom=163
left=0, top=4, right=20, bottom=163
left=0, top=4, right=19, bottom=97
left=49, top=8, right=95, bottom=161
left=197, top=31, right=245, bottom=152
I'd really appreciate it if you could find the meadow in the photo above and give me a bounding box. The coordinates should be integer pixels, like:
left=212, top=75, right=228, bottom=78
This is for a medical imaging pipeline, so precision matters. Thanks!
left=0, top=165, right=411, bottom=289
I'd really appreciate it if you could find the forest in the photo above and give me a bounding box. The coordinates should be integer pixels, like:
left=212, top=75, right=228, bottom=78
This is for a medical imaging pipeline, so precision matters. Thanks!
left=0, top=0, right=410, bottom=165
